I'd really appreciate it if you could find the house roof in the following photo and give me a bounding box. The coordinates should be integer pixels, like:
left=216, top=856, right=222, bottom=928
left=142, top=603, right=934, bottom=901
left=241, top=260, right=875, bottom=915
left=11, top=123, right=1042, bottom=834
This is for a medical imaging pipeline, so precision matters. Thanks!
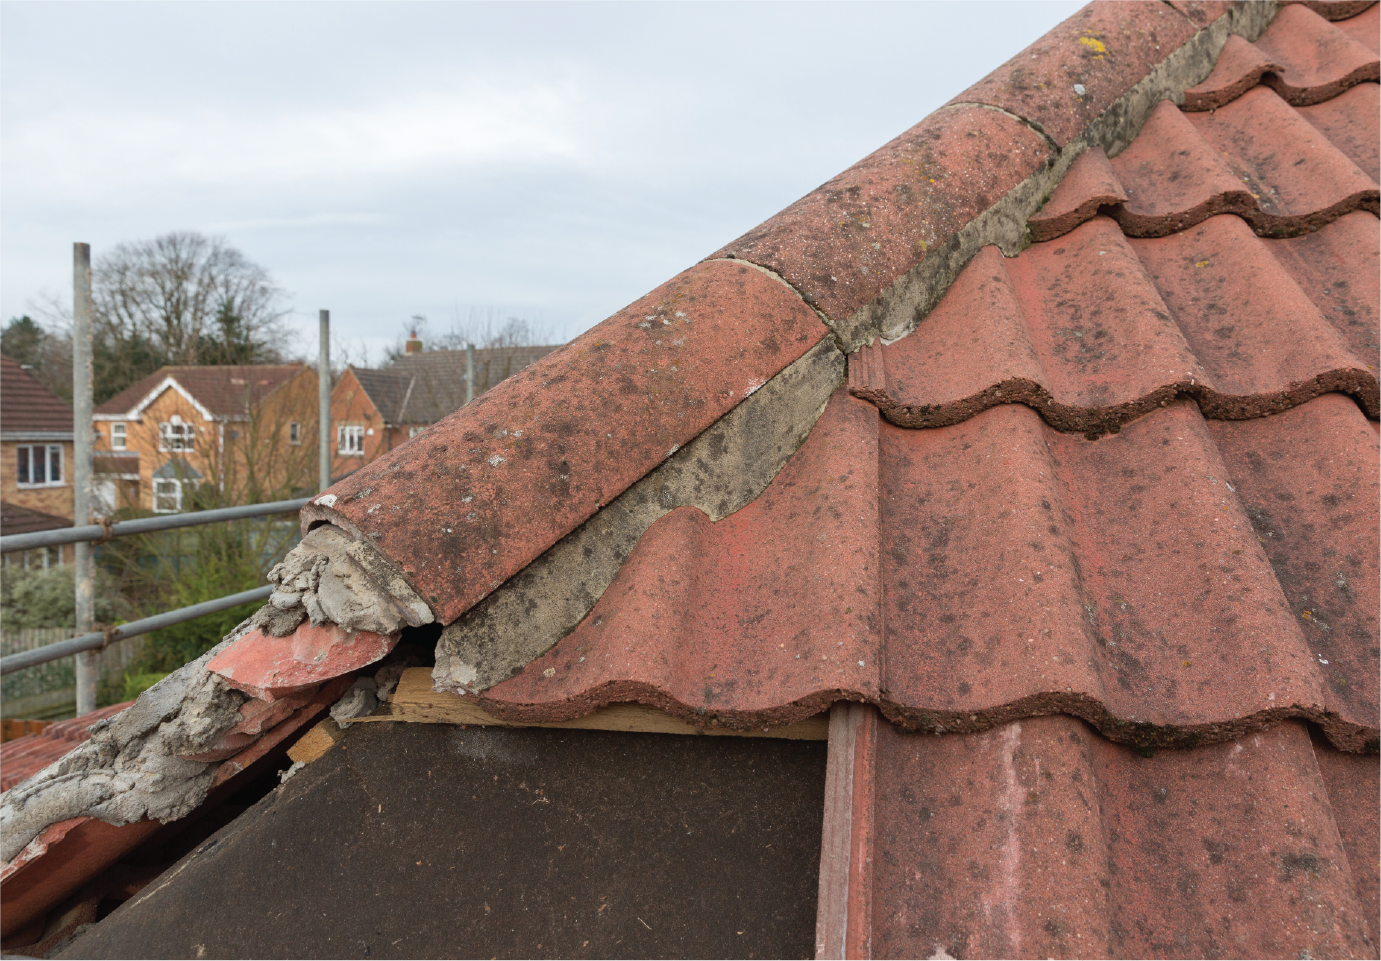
left=347, top=346, right=562, bottom=428
left=0, top=703, right=132, bottom=793
left=0, top=354, right=73, bottom=440
left=0, top=502, right=71, bottom=538
left=3, top=3, right=1377, bottom=956
left=94, top=365, right=310, bottom=420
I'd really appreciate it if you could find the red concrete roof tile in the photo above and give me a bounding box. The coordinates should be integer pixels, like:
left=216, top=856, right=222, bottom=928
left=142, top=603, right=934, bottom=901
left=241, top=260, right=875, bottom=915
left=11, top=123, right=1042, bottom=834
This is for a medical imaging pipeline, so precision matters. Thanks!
left=471, top=390, right=881, bottom=728
left=1027, top=147, right=1128, bottom=242
left=303, top=259, right=829, bottom=624
left=1252, top=3, right=1380, bottom=105
left=1336, top=0, right=1381, bottom=50
left=1297, top=81, right=1381, bottom=183
left=1129, top=213, right=1374, bottom=414
left=708, top=106, right=1052, bottom=327
left=850, top=214, right=1378, bottom=434
left=1183, top=85, right=1378, bottom=228
left=475, top=390, right=1378, bottom=751
left=1182, top=33, right=1286, bottom=110
left=1284, top=0, right=1379, bottom=20
left=0, top=703, right=131, bottom=793
left=1112, top=99, right=1259, bottom=235
left=944, top=1, right=1198, bottom=148
left=865, top=715, right=1377, bottom=958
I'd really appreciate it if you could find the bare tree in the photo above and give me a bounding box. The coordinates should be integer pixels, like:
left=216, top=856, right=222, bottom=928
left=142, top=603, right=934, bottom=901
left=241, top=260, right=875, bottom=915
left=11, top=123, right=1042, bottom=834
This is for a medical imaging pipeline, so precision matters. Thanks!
left=95, top=232, right=290, bottom=367
left=385, top=309, right=556, bottom=362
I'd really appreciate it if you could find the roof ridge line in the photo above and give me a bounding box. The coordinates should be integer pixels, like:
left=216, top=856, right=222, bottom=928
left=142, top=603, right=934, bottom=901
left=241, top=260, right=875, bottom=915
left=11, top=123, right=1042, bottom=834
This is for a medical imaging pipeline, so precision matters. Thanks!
left=707, top=255, right=845, bottom=348
left=937, top=101, right=1061, bottom=153
left=716, top=2, right=1279, bottom=353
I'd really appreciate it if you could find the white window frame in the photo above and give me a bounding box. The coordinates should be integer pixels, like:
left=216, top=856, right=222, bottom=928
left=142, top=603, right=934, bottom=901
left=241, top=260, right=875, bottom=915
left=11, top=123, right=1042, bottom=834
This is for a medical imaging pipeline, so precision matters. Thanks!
left=289, top=421, right=302, bottom=445
left=338, top=424, right=365, bottom=456
left=152, top=478, right=184, bottom=514
left=110, top=423, right=127, bottom=450
left=409, top=425, right=426, bottom=438
left=158, top=415, right=195, bottom=453
left=15, top=444, right=64, bottom=488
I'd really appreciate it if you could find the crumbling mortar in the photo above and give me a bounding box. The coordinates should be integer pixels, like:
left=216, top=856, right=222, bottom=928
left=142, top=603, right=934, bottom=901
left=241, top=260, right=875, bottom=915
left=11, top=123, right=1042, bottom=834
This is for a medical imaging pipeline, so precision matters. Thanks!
left=433, top=339, right=846, bottom=695
left=0, top=628, right=256, bottom=865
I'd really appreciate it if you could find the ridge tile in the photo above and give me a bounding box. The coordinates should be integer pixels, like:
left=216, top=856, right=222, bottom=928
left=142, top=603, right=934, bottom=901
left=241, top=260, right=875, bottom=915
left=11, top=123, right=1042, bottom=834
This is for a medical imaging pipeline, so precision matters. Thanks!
left=945, top=1, right=1198, bottom=148
left=710, top=106, right=1051, bottom=326
left=303, top=259, right=829, bottom=624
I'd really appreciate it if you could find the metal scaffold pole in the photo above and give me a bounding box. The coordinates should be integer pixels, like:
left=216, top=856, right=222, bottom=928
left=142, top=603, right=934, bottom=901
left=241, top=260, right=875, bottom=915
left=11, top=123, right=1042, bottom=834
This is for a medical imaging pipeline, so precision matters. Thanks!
left=466, top=342, right=475, bottom=405
left=319, top=309, right=331, bottom=494
left=73, top=243, right=97, bottom=715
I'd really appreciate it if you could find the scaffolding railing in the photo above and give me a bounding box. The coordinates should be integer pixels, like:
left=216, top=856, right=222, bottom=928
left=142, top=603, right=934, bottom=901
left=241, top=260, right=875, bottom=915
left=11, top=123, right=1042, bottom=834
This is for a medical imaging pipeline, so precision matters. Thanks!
left=0, top=497, right=309, bottom=677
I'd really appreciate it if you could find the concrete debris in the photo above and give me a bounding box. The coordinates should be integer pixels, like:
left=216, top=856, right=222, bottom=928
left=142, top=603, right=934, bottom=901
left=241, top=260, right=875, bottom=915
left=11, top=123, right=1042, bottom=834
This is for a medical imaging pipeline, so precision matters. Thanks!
left=373, top=660, right=418, bottom=704
left=0, top=629, right=252, bottom=865
left=262, top=525, right=433, bottom=637
left=434, top=338, right=845, bottom=694
left=330, top=677, right=379, bottom=730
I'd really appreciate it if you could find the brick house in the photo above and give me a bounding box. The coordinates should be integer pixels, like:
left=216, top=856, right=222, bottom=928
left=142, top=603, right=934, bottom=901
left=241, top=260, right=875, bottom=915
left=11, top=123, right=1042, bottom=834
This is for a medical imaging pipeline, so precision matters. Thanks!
left=330, top=338, right=558, bottom=477
left=93, top=365, right=320, bottom=513
left=0, top=355, right=76, bottom=569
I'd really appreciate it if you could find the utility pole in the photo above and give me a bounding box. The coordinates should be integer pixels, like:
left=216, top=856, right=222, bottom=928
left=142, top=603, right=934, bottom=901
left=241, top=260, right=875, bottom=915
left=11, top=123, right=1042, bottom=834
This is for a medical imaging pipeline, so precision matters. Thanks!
left=465, top=342, right=475, bottom=405
left=73, top=244, right=96, bottom=716
left=318, top=310, right=331, bottom=493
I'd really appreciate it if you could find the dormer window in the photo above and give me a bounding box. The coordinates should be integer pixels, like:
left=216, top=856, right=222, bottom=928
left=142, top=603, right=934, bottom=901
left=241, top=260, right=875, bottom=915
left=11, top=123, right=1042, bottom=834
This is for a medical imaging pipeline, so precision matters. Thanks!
left=159, top=414, right=195, bottom=452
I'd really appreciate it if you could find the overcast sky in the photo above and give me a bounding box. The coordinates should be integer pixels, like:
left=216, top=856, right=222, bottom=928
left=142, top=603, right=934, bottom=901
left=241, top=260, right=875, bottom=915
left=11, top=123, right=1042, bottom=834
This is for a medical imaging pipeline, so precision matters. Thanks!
left=2, top=1, right=1080, bottom=365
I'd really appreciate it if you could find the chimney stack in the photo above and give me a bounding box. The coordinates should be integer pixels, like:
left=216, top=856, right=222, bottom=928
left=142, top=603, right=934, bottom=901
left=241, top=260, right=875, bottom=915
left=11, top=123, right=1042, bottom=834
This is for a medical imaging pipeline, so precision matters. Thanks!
left=405, top=331, right=423, bottom=354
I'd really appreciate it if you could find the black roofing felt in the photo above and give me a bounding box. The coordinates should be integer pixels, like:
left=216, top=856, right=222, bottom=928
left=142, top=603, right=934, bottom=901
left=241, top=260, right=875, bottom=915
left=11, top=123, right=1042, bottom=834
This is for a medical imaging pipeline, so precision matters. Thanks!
left=63, top=722, right=825, bottom=960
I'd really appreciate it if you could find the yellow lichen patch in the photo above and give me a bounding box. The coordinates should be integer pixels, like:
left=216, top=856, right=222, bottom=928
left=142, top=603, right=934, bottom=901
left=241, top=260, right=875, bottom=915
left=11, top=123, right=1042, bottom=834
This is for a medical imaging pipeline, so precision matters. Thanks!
left=1194, top=260, right=1210, bottom=268
left=1079, top=35, right=1107, bottom=57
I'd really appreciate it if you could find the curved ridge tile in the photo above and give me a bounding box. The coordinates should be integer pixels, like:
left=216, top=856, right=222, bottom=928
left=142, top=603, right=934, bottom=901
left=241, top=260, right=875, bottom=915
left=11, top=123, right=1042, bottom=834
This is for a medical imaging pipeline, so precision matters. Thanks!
left=943, top=1, right=1198, bottom=148
left=301, top=259, right=829, bottom=625
left=1028, top=147, right=1128, bottom=243
left=1182, top=33, right=1285, bottom=111
left=1254, top=3, right=1380, bottom=106
left=870, top=717, right=1376, bottom=960
left=1131, top=214, right=1378, bottom=418
left=1206, top=394, right=1380, bottom=749
left=1284, top=0, right=1379, bottom=21
left=1298, top=82, right=1381, bottom=183
left=881, top=401, right=1333, bottom=742
left=857, top=218, right=1209, bottom=437
left=709, top=106, right=1052, bottom=329
left=1184, top=85, right=1380, bottom=232
left=1110, top=99, right=1258, bottom=236
left=474, top=391, right=882, bottom=728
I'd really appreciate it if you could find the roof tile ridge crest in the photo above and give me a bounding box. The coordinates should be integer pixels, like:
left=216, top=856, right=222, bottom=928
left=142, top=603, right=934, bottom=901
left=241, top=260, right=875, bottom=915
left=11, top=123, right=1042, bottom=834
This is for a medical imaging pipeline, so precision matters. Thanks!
left=936, top=101, right=1062, bottom=152
left=704, top=254, right=842, bottom=347
left=711, top=1, right=1279, bottom=355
